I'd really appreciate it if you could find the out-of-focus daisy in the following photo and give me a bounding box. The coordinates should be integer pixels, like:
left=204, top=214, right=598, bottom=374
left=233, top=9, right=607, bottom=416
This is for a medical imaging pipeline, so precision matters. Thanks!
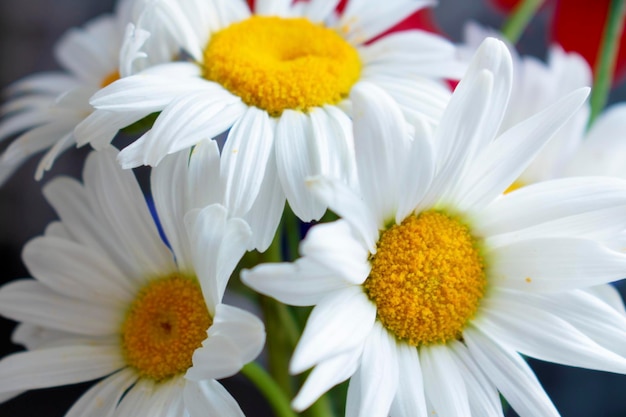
left=0, top=147, right=264, bottom=416
left=84, top=0, right=464, bottom=222
left=244, top=38, right=626, bottom=416
left=462, top=22, right=626, bottom=188
left=0, top=0, right=156, bottom=185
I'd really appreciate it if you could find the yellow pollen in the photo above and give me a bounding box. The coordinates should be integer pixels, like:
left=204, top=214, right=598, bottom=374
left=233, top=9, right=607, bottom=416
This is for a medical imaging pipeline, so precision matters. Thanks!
left=203, top=16, right=362, bottom=116
left=504, top=180, right=525, bottom=194
left=364, top=210, right=486, bottom=346
left=121, top=274, right=211, bottom=381
left=100, top=70, right=120, bottom=88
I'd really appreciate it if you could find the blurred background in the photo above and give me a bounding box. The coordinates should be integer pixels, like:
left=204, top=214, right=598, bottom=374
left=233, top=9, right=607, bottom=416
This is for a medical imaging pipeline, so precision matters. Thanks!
left=1, top=0, right=626, bottom=416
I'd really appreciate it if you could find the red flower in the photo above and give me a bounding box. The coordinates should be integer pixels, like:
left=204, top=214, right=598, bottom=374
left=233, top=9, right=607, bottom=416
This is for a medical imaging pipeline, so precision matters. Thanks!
left=552, top=0, right=626, bottom=83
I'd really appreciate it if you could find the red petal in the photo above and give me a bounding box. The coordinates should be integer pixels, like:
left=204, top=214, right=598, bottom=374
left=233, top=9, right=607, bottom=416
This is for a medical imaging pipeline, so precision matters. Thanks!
left=488, top=0, right=523, bottom=13
left=551, top=0, right=626, bottom=82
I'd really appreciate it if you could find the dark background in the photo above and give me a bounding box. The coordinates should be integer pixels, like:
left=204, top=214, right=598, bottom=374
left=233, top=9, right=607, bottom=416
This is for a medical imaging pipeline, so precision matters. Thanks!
left=2, top=0, right=626, bottom=416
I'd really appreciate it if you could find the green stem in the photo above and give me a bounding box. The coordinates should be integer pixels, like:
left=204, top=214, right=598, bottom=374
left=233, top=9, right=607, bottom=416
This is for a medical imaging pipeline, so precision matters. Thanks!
left=501, top=0, right=544, bottom=44
left=241, top=362, right=298, bottom=417
left=589, top=0, right=626, bottom=126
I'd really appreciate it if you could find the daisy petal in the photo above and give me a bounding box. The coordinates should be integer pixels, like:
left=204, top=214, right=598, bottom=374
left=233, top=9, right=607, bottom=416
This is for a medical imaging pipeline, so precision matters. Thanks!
left=274, top=109, right=327, bottom=221
left=83, top=148, right=176, bottom=279
left=186, top=333, right=242, bottom=381
left=307, top=176, right=378, bottom=253
left=350, top=81, right=410, bottom=225
left=353, top=322, right=399, bottom=417
left=184, top=379, right=244, bottom=417
left=22, top=236, right=134, bottom=304
left=473, top=176, right=626, bottom=236
left=585, top=284, right=626, bottom=315
left=302, top=0, right=342, bottom=22
left=420, top=344, right=470, bottom=417
left=242, top=257, right=352, bottom=307
left=465, top=326, right=559, bottom=417
left=300, top=220, right=371, bottom=285
left=0, top=344, right=123, bottom=393
left=241, top=154, right=285, bottom=252
left=292, top=345, right=362, bottom=412
left=478, top=294, right=626, bottom=374
left=211, top=303, right=265, bottom=364
left=255, top=0, right=292, bottom=16
left=290, top=286, right=376, bottom=374
left=0, top=280, right=122, bottom=336
left=65, top=369, right=137, bottom=417
left=454, top=87, right=590, bottom=211
left=449, top=341, right=503, bottom=417
left=340, top=0, right=434, bottom=44
left=488, top=237, right=626, bottom=292
left=389, top=343, right=428, bottom=417
left=221, top=106, right=274, bottom=216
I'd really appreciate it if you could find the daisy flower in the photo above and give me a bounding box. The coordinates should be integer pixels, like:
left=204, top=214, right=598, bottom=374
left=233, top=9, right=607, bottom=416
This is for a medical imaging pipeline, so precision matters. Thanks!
left=0, top=0, right=156, bottom=185
left=83, top=0, right=464, bottom=222
left=0, top=146, right=264, bottom=416
left=243, top=38, right=626, bottom=416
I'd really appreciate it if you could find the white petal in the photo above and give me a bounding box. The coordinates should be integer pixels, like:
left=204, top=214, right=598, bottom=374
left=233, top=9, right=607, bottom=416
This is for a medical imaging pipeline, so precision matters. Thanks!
left=488, top=237, right=626, bottom=292
left=585, top=284, right=626, bottom=315
left=302, top=0, right=341, bottom=22
left=255, top=0, right=292, bottom=16
left=292, top=345, right=362, bottom=412
left=352, top=322, right=399, bottom=417
left=186, top=333, right=243, bottom=381
left=472, top=176, right=626, bottom=236
left=339, top=0, right=433, bottom=44
left=184, top=379, right=244, bottom=417
left=188, top=139, right=223, bottom=209
left=0, top=344, right=124, bottom=393
left=389, top=343, right=427, bottom=417
left=23, top=236, right=134, bottom=305
left=65, top=369, right=137, bottom=417
left=350, top=82, right=410, bottom=225
left=0, top=280, right=122, bottom=336
left=274, top=109, right=327, bottom=221
left=290, top=286, right=376, bottom=374
left=151, top=148, right=195, bottom=272
left=300, top=220, right=371, bottom=284
left=221, top=106, right=274, bottom=216
left=90, top=64, right=205, bottom=111
left=307, top=176, right=378, bottom=253
left=210, top=303, right=265, bottom=364
left=83, top=148, right=176, bottom=279
left=449, top=341, right=503, bottom=417
left=478, top=293, right=626, bottom=374
left=420, top=344, right=470, bottom=417
left=74, top=109, right=145, bottom=149
left=464, top=326, right=559, bottom=417
left=454, top=87, right=590, bottom=211
left=242, top=257, right=352, bottom=307
left=241, top=154, right=285, bottom=252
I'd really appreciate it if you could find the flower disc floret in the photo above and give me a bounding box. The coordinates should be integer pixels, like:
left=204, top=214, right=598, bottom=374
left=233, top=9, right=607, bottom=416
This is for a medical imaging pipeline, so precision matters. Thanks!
left=365, top=210, right=486, bottom=346
left=121, top=274, right=211, bottom=381
left=203, top=16, right=362, bottom=116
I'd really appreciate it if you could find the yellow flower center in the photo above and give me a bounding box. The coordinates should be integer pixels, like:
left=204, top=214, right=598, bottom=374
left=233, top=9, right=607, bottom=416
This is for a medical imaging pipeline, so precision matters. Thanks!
left=203, top=16, right=362, bottom=116
left=100, top=70, right=120, bottom=88
left=364, top=210, right=486, bottom=346
left=121, top=274, right=211, bottom=381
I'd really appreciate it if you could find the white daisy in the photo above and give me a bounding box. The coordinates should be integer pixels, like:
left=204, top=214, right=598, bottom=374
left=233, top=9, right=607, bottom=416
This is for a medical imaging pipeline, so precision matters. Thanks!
left=243, top=38, right=626, bottom=416
left=0, top=146, right=264, bottom=416
left=0, top=0, right=157, bottom=185
left=82, top=0, right=464, bottom=222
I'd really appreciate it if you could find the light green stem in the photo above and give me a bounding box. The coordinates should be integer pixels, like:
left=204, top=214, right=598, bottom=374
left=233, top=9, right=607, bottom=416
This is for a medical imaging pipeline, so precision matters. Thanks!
left=501, top=0, right=544, bottom=44
left=241, top=362, right=298, bottom=417
left=589, top=0, right=626, bottom=126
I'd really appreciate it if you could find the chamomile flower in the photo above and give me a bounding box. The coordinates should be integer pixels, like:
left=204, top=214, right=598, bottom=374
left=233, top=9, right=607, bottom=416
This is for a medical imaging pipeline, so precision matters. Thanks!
left=0, top=147, right=264, bottom=416
left=0, top=0, right=157, bottom=185
left=243, top=38, right=626, bottom=416
left=83, top=0, right=464, bottom=222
